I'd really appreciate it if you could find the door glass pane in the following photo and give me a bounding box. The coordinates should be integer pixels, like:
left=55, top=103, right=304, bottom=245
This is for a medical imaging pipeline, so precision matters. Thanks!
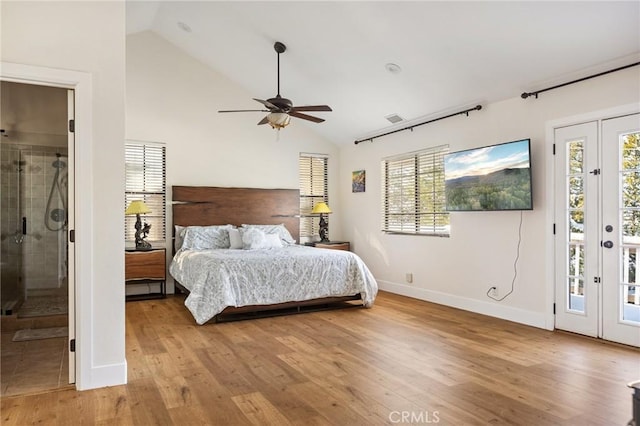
left=568, top=245, right=585, bottom=312
left=567, top=139, right=586, bottom=312
left=568, top=141, right=584, bottom=173
left=622, top=285, right=640, bottom=323
left=621, top=132, right=639, bottom=323
left=568, top=278, right=585, bottom=312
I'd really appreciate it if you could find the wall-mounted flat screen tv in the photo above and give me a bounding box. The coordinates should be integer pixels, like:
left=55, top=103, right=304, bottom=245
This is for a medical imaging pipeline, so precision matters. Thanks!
left=444, top=139, right=533, bottom=211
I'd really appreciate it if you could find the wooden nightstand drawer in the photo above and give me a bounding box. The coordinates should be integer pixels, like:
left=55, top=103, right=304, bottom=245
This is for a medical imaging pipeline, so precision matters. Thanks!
left=315, top=242, right=350, bottom=251
left=125, top=249, right=166, bottom=280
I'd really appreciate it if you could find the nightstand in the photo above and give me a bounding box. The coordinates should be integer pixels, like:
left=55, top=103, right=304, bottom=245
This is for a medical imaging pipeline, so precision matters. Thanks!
left=314, top=241, right=350, bottom=251
left=125, top=248, right=166, bottom=300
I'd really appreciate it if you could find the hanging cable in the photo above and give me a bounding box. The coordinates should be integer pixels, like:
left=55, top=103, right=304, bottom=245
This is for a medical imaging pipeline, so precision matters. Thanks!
left=487, top=210, right=523, bottom=302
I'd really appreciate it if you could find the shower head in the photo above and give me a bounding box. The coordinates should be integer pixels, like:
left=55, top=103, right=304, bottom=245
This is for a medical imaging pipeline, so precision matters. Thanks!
left=52, top=159, right=66, bottom=169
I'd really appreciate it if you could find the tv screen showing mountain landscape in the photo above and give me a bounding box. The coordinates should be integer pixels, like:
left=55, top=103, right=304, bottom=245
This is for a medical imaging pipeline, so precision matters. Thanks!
left=444, top=139, right=533, bottom=211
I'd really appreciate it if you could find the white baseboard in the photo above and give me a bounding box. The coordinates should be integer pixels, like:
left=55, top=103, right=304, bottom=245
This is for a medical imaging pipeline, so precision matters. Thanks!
left=79, top=360, right=127, bottom=390
left=378, top=280, right=548, bottom=329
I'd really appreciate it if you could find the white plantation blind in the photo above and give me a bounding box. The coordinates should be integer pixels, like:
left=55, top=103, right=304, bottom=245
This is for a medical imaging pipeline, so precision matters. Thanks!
left=382, top=145, right=450, bottom=236
left=299, top=153, right=328, bottom=239
left=125, top=142, right=166, bottom=242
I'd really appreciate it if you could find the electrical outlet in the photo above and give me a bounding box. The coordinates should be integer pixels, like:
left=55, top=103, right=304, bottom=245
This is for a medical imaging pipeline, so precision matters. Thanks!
left=489, top=286, right=498, bottom=297
left=406, top=273, right=413, bottom=284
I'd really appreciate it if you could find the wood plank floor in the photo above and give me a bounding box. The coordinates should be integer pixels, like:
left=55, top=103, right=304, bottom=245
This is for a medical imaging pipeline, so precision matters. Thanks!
left=2, top=291, right=639, bottom=425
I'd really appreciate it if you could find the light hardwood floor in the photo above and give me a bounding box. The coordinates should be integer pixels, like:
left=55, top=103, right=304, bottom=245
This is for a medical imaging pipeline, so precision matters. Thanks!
left=1, top=313, right=69, bottom=397
left=1, top=291, right=639, bottom=425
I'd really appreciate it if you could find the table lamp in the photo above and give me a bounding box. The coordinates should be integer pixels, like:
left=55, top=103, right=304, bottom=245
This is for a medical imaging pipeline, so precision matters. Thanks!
left=311, top=202, right=332, bottom=243
left=125, top=200, right=152, bottom=250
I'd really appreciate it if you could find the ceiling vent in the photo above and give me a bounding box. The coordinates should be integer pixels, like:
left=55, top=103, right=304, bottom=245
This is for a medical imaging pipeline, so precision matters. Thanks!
left=385, top=113, right=404, bottom=124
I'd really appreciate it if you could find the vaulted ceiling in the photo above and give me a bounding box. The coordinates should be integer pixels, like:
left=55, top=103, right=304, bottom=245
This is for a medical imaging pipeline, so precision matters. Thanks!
left=126, top=1, right=640, bottom=145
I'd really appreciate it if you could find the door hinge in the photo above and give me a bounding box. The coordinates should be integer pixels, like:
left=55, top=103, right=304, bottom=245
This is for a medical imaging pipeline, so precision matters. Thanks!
left=589, top=168, right=601, bottom=175
left=70, top=339, right=76, bottom=352
left=68, top=119, right=75, bottom=133
left=552, top=143, right=556, bottom=155
left=69, top=229, right=75, bottom=243
left=553, top=303, right=556, bottom=315
left=593, top=276, right=601, bottom=284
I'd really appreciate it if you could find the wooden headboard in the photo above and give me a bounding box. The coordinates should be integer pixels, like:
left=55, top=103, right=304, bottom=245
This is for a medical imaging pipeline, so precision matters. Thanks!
left=172, top=186, right=300, bottom=243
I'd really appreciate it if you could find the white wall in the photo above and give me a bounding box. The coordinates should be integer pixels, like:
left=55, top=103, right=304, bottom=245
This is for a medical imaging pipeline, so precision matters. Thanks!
left=126, top=31, right=343, bottom=292
left=338, top=67, right=640, bottom=328
left=1, top=1, right=126, bottom=389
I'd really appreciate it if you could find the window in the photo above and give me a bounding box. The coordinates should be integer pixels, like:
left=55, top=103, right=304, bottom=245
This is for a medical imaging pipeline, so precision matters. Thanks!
left=125, top=142, right=166, bottom=243
left=299, top=153, right=328, bottom=240
left=381, top=145, right=449, bottom=236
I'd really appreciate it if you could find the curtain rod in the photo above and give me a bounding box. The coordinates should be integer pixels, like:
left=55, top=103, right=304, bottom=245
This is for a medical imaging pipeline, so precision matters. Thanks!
left=354, top=105, right=482, bottom=145
left=521, top=61, right=640, bottom=99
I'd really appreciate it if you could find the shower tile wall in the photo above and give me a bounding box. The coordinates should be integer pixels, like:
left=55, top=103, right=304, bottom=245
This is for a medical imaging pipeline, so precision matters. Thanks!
left=1, top=144, right=67, bottom=300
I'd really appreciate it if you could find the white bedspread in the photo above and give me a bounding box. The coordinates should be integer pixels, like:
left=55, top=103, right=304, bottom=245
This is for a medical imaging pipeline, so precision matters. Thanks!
left=169, top=245, right=378, bottom=324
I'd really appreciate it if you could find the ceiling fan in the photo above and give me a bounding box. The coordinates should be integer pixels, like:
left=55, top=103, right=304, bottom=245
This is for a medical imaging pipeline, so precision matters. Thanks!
left=218, top=41, right=332, bottom=129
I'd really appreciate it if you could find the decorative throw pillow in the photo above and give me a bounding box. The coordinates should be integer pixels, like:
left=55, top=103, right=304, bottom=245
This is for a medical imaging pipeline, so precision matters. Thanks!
left=241, top=224, right=296, bottom=245
left=228, top=228, right=243, bottom=249
left=263, top=233, right=283, bottom=248
left=180, top=225, right=232, bottom=250
left=241, top=227, right=268, bottom=249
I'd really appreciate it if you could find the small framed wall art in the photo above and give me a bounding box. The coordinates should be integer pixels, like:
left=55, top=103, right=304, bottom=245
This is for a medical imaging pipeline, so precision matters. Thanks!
left=352, top=170, right=365, bottom=193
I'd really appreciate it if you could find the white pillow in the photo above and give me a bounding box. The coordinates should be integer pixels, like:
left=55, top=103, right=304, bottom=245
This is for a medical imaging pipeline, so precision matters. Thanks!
left=174, top=225, right=186, bottom=251
left=241, top=228, right=284, bottom=250
left=241, top=224, right=296, bottom=245
left=241, top=227, right=267, bottom=249
left=228, top=228, right=243, bottom=249
left=180, top=225, right=233, bottom=250
left=263, top=233, right=283, bottom=248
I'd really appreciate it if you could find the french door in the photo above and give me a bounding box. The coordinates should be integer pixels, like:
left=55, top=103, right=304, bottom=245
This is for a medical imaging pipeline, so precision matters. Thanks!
left=554, top=113, right=640, bottom=347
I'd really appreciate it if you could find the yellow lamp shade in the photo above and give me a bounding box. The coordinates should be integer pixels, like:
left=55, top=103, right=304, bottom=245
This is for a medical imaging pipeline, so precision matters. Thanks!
left=125, top=200, right=151, bottom=215
left=311, top=202, right=332, bottom=214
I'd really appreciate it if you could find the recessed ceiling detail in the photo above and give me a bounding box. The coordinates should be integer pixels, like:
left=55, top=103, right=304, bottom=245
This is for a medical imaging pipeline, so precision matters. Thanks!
left=385, top=63, right=402, bottom=74
left=177, top=22, right=192, bottom=33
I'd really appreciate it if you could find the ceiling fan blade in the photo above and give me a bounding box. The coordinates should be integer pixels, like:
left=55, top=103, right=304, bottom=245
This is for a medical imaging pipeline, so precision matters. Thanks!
left=253, top=98, right=277, bottom=110
left=290, top=105, right=332, bottom=112
left=257, top=116, right=269, bottom=125
left=219, top=109, right=269, bottom=113
left=289, top=111, right=325, bottom=123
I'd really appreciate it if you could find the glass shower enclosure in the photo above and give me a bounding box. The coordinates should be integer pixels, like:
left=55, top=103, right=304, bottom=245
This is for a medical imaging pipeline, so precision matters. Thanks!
left=1, top=141, right=69, bottom=316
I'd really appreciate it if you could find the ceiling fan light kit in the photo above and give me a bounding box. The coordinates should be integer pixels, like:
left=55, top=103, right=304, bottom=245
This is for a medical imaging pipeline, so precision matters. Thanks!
left=218, top=41, right=332, bottom=131
left=267, top=112, right=291, bottom=129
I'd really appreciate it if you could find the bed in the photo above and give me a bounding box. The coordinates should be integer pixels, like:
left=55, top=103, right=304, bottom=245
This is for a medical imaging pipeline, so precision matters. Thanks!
left=169, top=186, right=378, bottom=324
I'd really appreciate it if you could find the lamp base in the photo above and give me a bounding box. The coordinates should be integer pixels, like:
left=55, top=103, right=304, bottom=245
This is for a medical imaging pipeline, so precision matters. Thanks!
left=318, top=214, right=329, bottom=243
left=135, top=240, right=152, bottom=251
left=134, top=216, right=152, bottom=251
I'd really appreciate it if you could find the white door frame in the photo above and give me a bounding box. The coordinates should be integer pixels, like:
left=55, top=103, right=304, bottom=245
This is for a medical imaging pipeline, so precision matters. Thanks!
left=545, top=103, right=640, bottom=332
left=1, top=62, right=94, bottom=390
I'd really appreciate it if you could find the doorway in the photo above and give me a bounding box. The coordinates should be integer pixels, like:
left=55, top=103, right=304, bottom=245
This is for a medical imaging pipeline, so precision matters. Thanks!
left=553, top=112, right=640, bottom=347
left=0, top=81, right=75, bottom=395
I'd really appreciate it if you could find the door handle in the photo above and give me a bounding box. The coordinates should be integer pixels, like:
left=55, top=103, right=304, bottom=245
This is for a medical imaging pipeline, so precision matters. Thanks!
left=603, top=240, right=614, bottom=249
